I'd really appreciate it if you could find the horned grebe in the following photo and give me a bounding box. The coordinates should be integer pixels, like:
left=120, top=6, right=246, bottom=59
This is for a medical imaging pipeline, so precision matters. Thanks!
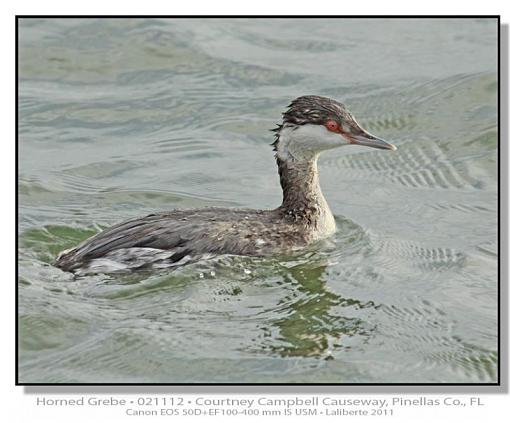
left=55, top=95, right=396, bottom=274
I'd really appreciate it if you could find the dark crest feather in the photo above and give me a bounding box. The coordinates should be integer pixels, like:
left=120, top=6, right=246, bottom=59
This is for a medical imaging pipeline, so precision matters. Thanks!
left=270, top=124, right=283, bottom=151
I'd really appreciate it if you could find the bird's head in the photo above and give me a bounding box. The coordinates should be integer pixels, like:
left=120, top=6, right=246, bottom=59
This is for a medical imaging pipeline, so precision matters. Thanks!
left=272, top=95, right=396, bottom=161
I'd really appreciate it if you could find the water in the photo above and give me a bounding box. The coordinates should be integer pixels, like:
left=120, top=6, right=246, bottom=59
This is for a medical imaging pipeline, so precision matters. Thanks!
left=18, top=18, right=498, bottom=383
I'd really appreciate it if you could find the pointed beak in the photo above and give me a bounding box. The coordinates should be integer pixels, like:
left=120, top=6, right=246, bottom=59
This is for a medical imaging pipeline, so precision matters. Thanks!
left=348, top=131, right=397, bottom=151
left=343, top=119, right=397, bottom=150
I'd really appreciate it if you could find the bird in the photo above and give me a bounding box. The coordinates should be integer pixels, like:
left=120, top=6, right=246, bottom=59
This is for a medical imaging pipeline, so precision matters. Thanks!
left=54, top=95, right=396, bottom=274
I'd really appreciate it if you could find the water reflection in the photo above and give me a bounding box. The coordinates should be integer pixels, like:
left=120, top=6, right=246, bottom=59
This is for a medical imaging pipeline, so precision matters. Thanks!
left=261, top=263, right=372, bottom=359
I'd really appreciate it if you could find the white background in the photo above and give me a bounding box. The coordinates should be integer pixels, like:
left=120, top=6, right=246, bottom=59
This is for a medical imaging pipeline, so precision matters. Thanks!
left=1, top=1, right=507, bottom=422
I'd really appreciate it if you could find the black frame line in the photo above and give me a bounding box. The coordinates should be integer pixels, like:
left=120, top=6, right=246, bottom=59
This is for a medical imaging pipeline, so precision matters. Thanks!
left=15, top=14, right=502, bottom=388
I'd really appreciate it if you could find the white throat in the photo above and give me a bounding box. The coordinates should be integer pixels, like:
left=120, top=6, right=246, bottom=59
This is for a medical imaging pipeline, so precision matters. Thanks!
left=276, top=124, right=349, bottom=162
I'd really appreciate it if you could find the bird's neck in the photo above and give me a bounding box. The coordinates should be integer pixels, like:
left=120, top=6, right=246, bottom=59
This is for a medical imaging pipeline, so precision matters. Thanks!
left=276, top=155, right=336, bottom=234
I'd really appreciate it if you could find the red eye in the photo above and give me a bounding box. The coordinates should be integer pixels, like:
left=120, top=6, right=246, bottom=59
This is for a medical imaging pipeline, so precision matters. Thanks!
left=325, top=120, right=340, bottom=132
